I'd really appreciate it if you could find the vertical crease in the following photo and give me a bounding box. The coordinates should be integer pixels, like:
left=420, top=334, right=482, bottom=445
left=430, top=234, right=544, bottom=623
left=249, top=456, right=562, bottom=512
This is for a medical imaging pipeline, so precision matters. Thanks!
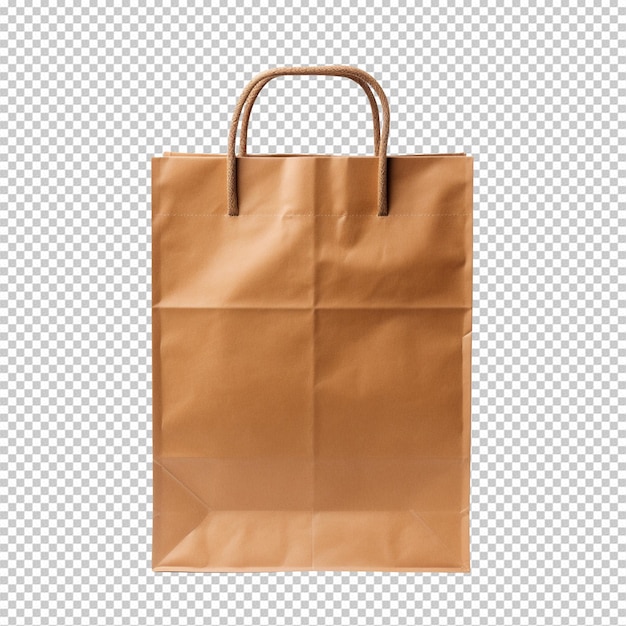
left=310, top=164, right=316, bottom=570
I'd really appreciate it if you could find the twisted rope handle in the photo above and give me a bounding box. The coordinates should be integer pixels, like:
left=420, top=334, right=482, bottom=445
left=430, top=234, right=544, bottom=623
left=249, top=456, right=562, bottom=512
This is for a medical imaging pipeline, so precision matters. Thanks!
left=227, top=65, right=390, bottom=216
left=238, top=71, right=381, bottom=157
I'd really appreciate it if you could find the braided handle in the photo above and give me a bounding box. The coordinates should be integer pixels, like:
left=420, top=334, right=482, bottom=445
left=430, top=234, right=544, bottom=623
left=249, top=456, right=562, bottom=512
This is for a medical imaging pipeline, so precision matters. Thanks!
left=227, top=65, right=390, bottom=217
left=238, top=71, right=381, bottom=156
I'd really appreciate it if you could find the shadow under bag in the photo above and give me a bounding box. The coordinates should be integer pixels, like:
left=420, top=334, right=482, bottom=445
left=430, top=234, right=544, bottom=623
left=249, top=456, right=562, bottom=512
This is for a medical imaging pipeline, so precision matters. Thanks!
left=151, top=65, right=473, bottom=572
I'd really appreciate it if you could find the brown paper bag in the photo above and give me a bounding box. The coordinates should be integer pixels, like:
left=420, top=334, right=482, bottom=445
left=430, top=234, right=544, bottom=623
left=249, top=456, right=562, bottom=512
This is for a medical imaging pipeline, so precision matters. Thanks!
left=151, top=66, right=473, bottom=572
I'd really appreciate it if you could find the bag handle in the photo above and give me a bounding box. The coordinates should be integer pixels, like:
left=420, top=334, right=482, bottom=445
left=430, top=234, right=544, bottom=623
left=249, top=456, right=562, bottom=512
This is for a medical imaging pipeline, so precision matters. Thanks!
left=238, top=71, right=382, bottom=157
left=227, top=65, right=390, bottom=217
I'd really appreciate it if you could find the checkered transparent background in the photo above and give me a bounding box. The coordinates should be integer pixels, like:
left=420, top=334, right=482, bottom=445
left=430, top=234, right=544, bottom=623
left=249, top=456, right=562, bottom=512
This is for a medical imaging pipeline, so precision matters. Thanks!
left=1, top=1, right=625, bottom=624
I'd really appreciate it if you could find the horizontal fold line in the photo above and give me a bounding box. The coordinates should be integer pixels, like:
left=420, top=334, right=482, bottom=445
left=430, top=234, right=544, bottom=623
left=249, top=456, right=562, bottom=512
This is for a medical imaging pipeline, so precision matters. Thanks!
left=153, top=305, right=472, bottom=310
left=155, top=456, right=471, bottom=461
left=151, top=508, right=467, bottom=513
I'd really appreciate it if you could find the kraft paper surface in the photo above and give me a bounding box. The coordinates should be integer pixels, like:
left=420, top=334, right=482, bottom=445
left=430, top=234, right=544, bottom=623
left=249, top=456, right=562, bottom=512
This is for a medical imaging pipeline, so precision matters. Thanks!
left=151, top=152, right=473, bottom=571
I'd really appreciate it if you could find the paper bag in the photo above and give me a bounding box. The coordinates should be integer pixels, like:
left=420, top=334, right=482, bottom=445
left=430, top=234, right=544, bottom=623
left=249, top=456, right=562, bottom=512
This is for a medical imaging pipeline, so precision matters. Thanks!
left=151, top=66, right=473, bottom=572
